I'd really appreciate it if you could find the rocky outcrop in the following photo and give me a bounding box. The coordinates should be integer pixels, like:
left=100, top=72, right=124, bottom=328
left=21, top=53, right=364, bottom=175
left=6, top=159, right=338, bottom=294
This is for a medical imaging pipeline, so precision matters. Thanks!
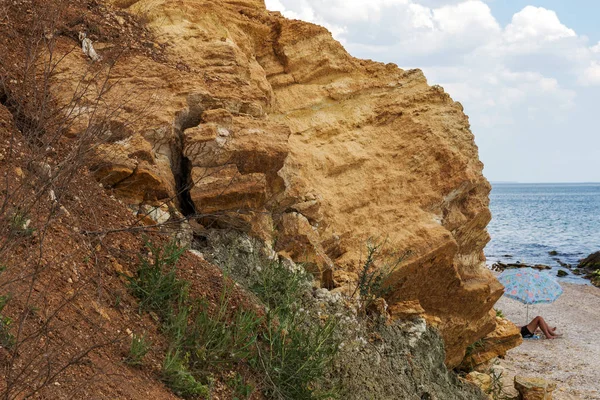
left=332, top=320, right=487, bottom=400
left=52, top=0, right=503, bottom=366
left=459, top=317, right=523, bottom=371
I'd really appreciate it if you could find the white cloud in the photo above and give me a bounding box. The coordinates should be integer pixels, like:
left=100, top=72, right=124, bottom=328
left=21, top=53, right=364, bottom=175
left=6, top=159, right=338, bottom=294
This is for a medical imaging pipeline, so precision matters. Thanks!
left=267, top=0, right=500, bottom=56
left=265, top=0, right=349, bottom=39
left=432, top=1, right=499, bottom=36
left=265, top=1, right=580, bottom=107
left=580, top=61, right=600, bottom=86
left=264, top=0, right=285, bottom=12
left=504, top=6, right=576, bottom=43
left=265, top=0, right=600, bottom=181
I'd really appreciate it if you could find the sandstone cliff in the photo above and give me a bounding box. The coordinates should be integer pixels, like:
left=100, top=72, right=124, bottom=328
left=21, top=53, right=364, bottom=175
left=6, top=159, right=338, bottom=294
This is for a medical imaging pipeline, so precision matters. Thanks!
left=51, top=0, right=504, bottom=367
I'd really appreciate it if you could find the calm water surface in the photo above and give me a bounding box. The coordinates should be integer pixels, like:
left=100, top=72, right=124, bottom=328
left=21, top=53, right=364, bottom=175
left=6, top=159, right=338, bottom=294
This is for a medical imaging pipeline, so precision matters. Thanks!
left=485, top=183, right=600, bottom=284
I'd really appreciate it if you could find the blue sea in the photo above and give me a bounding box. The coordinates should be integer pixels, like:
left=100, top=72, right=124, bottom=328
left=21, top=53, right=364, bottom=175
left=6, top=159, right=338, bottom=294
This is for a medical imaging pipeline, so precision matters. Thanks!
left=485, top=183, right=600, bottom=284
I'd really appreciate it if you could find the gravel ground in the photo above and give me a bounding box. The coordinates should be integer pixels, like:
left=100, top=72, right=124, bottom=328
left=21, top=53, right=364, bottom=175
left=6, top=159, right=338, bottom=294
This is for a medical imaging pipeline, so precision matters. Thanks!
left=495, top=282, right=600, bottom=400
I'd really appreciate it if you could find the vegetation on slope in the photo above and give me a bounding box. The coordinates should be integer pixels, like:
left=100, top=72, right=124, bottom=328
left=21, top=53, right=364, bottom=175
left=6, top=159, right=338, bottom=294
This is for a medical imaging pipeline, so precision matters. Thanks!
left=128, top=239, right=340, bottom=399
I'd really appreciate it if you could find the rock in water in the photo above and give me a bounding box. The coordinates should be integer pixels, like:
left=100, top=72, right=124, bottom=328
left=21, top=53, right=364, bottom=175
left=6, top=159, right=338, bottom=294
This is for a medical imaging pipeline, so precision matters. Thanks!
left=491, top=262, right=550, bottom=271
left=579, top=251, right=600, bottom=269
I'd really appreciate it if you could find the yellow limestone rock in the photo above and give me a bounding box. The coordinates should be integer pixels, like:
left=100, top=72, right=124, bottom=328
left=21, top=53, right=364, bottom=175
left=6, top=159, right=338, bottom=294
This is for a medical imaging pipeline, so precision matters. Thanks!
left=514, top=376, right=557, bottom=400
left=388, top=300, right=426, bottom=322
left=460, top=316, right=523, bottom=371
left=465, top=371, right=493, bottom=396
left=51, top=0, right=506, bottom=367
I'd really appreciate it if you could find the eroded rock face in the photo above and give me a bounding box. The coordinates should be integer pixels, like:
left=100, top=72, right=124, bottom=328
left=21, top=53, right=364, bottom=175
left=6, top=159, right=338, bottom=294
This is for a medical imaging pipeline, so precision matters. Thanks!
left=53, top=0, right=503, bottom=366
left=459, top=317, right=523, bottom=372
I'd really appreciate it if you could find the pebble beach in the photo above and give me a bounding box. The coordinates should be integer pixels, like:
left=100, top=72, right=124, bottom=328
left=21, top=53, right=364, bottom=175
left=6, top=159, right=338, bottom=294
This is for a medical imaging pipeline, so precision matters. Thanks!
left=495, top=282, right=600, bottom=399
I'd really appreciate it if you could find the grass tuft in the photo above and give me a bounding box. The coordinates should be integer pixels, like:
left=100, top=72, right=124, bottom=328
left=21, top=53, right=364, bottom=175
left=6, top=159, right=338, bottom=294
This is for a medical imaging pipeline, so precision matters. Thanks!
left=0, top=294, right=15, bottom=349
left=8, top=209, right=35, bottom=237
left=353, top=238, right=410, bottom=315
left=249, top=258, right=341, bottom=399
left=128, top=239, right=187, bottom=317
left=162, top=349, right=209, bottom=398
left=125, top=333, right=151, bottom=366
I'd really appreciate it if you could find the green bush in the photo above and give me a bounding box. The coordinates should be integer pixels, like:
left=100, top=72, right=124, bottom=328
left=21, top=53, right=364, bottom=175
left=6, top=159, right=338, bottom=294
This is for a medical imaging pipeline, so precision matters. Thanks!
left=250, top=259, right=309, bottom=316
left=8, top=209, right=35, bottom=237
left=125, top=333, right=151, bottom=366
left=464, top=338, right=485, bottom=359
left=249, top=258, right=340, bottom=399
left=255, top=311, right=339, bottom=399
left=128, top=240, right=187, bottom=317
left=129, top=240, right=261, bottom=396
left=353, top=238, right=410, bottom=314
left=0, top=294, right=15, bottom=349
left=228, top=372, right=254, bottom=400
left=130, top=240, right=341, bottom=399
left=162, top=349, right=209, bottom=398
left=165, top=285, right=262, bottom=377
left=486, top=369, right=507, bottom=400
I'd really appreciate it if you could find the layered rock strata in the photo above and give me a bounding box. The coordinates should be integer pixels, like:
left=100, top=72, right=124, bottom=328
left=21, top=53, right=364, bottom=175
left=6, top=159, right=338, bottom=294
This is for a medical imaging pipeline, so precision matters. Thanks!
left=53, top=0, right=504, bottom=366
left=459, top=317, right=523, bottom=371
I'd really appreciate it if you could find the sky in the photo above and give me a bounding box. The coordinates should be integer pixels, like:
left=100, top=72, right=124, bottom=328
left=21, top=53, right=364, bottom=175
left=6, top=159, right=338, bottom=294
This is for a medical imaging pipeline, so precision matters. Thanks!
left=264, top=0, right=600, bottom=183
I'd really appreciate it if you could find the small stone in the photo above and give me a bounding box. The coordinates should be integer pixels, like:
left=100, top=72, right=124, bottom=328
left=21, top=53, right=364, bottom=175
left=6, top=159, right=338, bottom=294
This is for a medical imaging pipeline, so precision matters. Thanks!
left=557, top=270, right=568, bottom=277
left=14, top=167, right=24, bottom=178
left=125, top=328, right=133, bottom=336
left=188, top=249, right=205, bottom=260
left=67, top=277, right=73, bottom=284
left=514, top=376, right=557, bottom=400
left=548, top=250, right=558, bottom=256
left=465, top=371, right=492, bottom=393
left=92, top=301, right=110, bottom=321
left=532, top=264, right=551, bottom=271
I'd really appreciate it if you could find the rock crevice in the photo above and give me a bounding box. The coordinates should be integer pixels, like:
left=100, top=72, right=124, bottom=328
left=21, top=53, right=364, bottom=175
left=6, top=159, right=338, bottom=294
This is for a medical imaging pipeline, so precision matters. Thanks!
left=53, top=0, right=507, bottom=367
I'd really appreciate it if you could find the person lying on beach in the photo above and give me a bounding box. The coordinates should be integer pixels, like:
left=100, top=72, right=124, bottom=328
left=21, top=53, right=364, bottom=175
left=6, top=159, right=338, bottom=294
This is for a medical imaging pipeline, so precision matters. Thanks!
left=521, top=316, right=562, bottom=339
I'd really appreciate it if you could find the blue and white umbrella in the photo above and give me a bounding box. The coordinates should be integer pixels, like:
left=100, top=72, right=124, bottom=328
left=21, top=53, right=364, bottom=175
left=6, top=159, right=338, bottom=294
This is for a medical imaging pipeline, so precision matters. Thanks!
left=497, top=267, right=563, bottom=323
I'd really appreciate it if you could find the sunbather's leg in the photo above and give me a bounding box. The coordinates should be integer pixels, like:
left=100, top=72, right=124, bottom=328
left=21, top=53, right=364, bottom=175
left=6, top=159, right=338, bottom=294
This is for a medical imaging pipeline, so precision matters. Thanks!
left=526, top=316, right=557, bottom=338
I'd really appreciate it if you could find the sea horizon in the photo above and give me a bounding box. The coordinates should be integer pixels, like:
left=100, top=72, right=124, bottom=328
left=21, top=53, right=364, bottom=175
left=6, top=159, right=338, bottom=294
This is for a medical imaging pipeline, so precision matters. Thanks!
left=485, top=182, right=600, bottom=284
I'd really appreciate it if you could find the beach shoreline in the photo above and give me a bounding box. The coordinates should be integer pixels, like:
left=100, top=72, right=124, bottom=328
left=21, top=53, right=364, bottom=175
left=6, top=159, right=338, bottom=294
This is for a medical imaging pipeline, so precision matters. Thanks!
left=494, top=282, right=600, bottom=399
